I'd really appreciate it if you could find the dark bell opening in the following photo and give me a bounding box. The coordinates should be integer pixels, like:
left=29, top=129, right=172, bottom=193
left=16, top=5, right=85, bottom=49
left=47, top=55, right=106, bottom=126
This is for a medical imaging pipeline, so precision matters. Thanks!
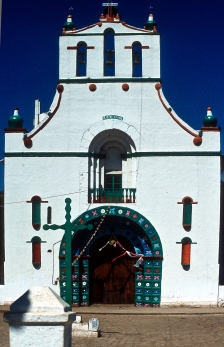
left=133, top=55, right=140, bottom=65
left=103, top=6, right=119, bottom=18
left=105, top=52, right=114, bottom=65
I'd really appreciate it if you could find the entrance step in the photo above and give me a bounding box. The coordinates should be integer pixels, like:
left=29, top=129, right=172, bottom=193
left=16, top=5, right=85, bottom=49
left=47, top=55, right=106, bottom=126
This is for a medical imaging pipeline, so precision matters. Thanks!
left=72, top=316, right=100, bottom=337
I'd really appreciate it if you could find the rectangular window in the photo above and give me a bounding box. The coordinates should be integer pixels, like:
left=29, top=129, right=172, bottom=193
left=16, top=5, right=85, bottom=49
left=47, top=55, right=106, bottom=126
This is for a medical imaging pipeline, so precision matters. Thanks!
left=104, top=174, right=122, bottom=189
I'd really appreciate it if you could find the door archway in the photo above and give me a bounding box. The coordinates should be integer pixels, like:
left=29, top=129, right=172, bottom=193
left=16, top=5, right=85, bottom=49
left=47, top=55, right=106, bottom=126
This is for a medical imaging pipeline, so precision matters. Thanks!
left=59, top=205, right=163, bottom=307
left=90, top=234, right=135, bottom=304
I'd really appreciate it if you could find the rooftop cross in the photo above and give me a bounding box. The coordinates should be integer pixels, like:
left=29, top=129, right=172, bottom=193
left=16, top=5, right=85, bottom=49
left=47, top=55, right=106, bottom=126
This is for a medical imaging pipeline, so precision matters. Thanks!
left=102, top=0, right=118, bottom=18
left=43, top=198, right=93, bottom=310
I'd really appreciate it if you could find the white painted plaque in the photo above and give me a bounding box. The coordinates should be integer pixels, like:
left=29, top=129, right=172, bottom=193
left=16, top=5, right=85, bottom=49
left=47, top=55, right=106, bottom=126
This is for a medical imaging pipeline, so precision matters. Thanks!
left=89, top=318, right=100, bottom=331
left=102, top=3, right=118, bottom=6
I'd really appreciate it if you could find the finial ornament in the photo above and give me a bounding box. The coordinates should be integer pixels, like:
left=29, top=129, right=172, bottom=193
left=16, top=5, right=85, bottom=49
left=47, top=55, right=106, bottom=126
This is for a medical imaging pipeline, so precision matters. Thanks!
left=145, top=13, right=157, bottom=31
left=63, top=14, right=75, bottom=32
left=8, top=107, right=24, bottom=129
left=203, top=107, right=217, bottom=127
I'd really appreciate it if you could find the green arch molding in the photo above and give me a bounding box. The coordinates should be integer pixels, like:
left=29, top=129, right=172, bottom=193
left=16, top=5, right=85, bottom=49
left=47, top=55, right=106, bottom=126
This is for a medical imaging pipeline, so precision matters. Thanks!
left=59, top=205, right=163, bottom=307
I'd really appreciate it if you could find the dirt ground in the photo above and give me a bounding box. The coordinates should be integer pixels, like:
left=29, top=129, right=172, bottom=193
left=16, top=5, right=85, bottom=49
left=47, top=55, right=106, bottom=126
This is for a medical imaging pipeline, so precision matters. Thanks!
left=73, top=313, right=224, bottom=347
left=1, top=311, right=224, bottom=347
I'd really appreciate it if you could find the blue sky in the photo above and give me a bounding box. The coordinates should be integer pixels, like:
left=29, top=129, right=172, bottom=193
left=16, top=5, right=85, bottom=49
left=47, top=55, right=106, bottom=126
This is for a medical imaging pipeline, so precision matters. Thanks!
left=0, top=0, right=224, bottom=190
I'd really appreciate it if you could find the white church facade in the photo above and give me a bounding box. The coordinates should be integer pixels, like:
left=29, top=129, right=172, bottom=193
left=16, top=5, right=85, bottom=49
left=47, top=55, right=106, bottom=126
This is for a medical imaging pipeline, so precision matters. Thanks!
left=1, top=6, right=222, bottom=307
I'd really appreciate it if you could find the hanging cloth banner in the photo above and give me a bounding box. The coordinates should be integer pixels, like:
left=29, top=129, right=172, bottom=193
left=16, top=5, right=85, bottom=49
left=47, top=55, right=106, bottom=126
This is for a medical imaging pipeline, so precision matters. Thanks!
left=112, top=240, right=143, bottom=266
left=99, top=235, right=143, bottom=266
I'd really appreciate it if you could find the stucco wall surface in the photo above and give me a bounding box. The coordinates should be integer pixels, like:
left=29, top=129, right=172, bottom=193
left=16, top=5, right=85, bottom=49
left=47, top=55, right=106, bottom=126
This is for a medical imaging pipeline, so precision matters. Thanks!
left=59, top=28, right=160, bottom=79
left=5, top=82, right=220, bottom=153
left=1, top=152, right=220, bottom=304
left=2, top=18, right=221, bottom=306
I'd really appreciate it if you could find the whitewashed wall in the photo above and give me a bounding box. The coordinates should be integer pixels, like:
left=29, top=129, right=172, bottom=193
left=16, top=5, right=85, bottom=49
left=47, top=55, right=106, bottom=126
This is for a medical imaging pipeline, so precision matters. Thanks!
left=1, top=20, right=221, bottom=305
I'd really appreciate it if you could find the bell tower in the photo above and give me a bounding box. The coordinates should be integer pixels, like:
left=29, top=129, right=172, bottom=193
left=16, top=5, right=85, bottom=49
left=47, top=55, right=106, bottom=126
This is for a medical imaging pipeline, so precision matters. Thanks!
left=59, top=7, right=160, bottom=80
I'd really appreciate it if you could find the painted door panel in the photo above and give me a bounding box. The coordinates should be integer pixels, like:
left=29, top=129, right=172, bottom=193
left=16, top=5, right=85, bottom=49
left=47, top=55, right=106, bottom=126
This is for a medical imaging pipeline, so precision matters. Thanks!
left=92, top=259, right=135, bottom=304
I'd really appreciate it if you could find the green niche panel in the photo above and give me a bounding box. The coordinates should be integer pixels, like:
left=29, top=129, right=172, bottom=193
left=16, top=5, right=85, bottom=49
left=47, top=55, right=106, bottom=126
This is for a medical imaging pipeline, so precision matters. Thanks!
left=59, top=257, right=90, bottom=307
left=183, top=202, right=192, bottom=227
left=134, top=260, right=162, bottom=307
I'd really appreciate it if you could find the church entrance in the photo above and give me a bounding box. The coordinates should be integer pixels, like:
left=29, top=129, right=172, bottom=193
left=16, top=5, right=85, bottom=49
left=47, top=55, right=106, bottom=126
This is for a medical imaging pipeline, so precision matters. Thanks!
left=90, top=234, right=135, bottom=304
left=59, top=205, right=163, bottom=307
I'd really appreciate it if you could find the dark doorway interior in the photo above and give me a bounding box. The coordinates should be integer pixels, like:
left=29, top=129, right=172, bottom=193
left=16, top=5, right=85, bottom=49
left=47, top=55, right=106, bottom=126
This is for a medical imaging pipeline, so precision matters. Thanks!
left=90, top=234, right=135, bottom=304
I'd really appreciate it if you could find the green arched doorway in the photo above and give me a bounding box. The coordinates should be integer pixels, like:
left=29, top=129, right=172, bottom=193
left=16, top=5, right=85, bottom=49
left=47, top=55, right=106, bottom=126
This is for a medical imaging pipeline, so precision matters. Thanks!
left=59, top=205, right=163, bottom=307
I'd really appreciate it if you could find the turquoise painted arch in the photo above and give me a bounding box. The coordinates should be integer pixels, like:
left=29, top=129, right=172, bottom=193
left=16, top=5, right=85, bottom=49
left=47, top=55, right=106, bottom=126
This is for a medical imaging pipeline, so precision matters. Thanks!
left=60, top=205, right=163, bottom=257
left=59, top=205, right=163, bottom=307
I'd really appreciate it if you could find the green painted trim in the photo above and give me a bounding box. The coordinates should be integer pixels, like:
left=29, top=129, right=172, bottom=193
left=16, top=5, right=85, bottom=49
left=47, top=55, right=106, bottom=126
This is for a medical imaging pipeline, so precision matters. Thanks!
left=60, top=33, right=160, bottom=37
left=122, top=151, right=221, bottom=158
left=70, top=205, right=163, bottom=257
left=5, top=151, right=221, bottom=158
left=5, top=152, right=106, bottom=158
left=26, top=241, right=47, bottom=243
left=58, top=78, right=161, bottom=84
left=176, top=242, right=197, bottom=244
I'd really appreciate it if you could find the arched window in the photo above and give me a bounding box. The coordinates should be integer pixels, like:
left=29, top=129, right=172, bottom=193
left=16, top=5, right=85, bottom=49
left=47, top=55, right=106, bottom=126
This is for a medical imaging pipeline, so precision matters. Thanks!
left=76, top=42, right=87, bottom=77
left=88, top=129, right=137, bottom=203
left=104, top=29, right=115, bottom=76
left=132, top=42, right=142, bottom=77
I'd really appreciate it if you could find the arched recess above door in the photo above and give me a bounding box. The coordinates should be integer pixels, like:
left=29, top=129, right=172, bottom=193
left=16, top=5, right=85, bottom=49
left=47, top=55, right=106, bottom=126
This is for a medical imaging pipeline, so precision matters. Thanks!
left=88, top=129, right=138, bottom=204
left=60, top=205, right=163, bottom=258
left=80, top=119, right=140, bottom=151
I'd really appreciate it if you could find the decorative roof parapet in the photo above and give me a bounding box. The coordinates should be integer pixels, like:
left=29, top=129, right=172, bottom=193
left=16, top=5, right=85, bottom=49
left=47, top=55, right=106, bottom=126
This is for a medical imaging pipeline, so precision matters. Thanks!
left=155, top=83, right=202, bottom=146
left=121, top=22, right=152, bottom=33
left=62, top=14, right=75, bottom=33
left=23, top=85, right=64, bottom=148
left=201, top=107, right=220, bottom=131
left=62, top=23, right=98, bottom=36
left=144, top=14, right=157, bottom=32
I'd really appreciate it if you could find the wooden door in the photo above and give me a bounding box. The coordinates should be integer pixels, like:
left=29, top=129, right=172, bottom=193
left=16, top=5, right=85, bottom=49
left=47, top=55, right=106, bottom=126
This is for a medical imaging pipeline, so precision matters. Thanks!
left=90, top=235, right=135, bottom=304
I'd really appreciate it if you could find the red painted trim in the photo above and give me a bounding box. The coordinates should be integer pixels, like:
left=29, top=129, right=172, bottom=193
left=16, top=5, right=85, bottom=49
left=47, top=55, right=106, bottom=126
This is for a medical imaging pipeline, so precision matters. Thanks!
left=27, top=195, right=48, bottom=203
left=177, top=196, right=198, bottom=204
left=67, top=46, right=95, bottom=50
left=155, top=83, right=199, bottom=138
left=71, top=23, right=98, bottom=34
left=181, top=243, right=191, bottom=265
left=122, top=83, right=129, bottom=91
left=24, top=85, right=64, bottom=143
left=32, top=243, right=41, bottom=264
left=89, top=84, right=97, bottom=92
left=122, top=22, right=153, bottom=33
left=125, top=45, right=150, bottom=49
left=201, top=126, right=221, bottom=132
left=5, top=128, right=28, bottom=133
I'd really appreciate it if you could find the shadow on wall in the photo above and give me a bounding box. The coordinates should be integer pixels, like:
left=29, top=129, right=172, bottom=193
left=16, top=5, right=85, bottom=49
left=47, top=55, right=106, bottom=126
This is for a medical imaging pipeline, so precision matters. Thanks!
left=219, top=176, right=224, bottom=285
left=0, top=191, right=4, bottom=284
